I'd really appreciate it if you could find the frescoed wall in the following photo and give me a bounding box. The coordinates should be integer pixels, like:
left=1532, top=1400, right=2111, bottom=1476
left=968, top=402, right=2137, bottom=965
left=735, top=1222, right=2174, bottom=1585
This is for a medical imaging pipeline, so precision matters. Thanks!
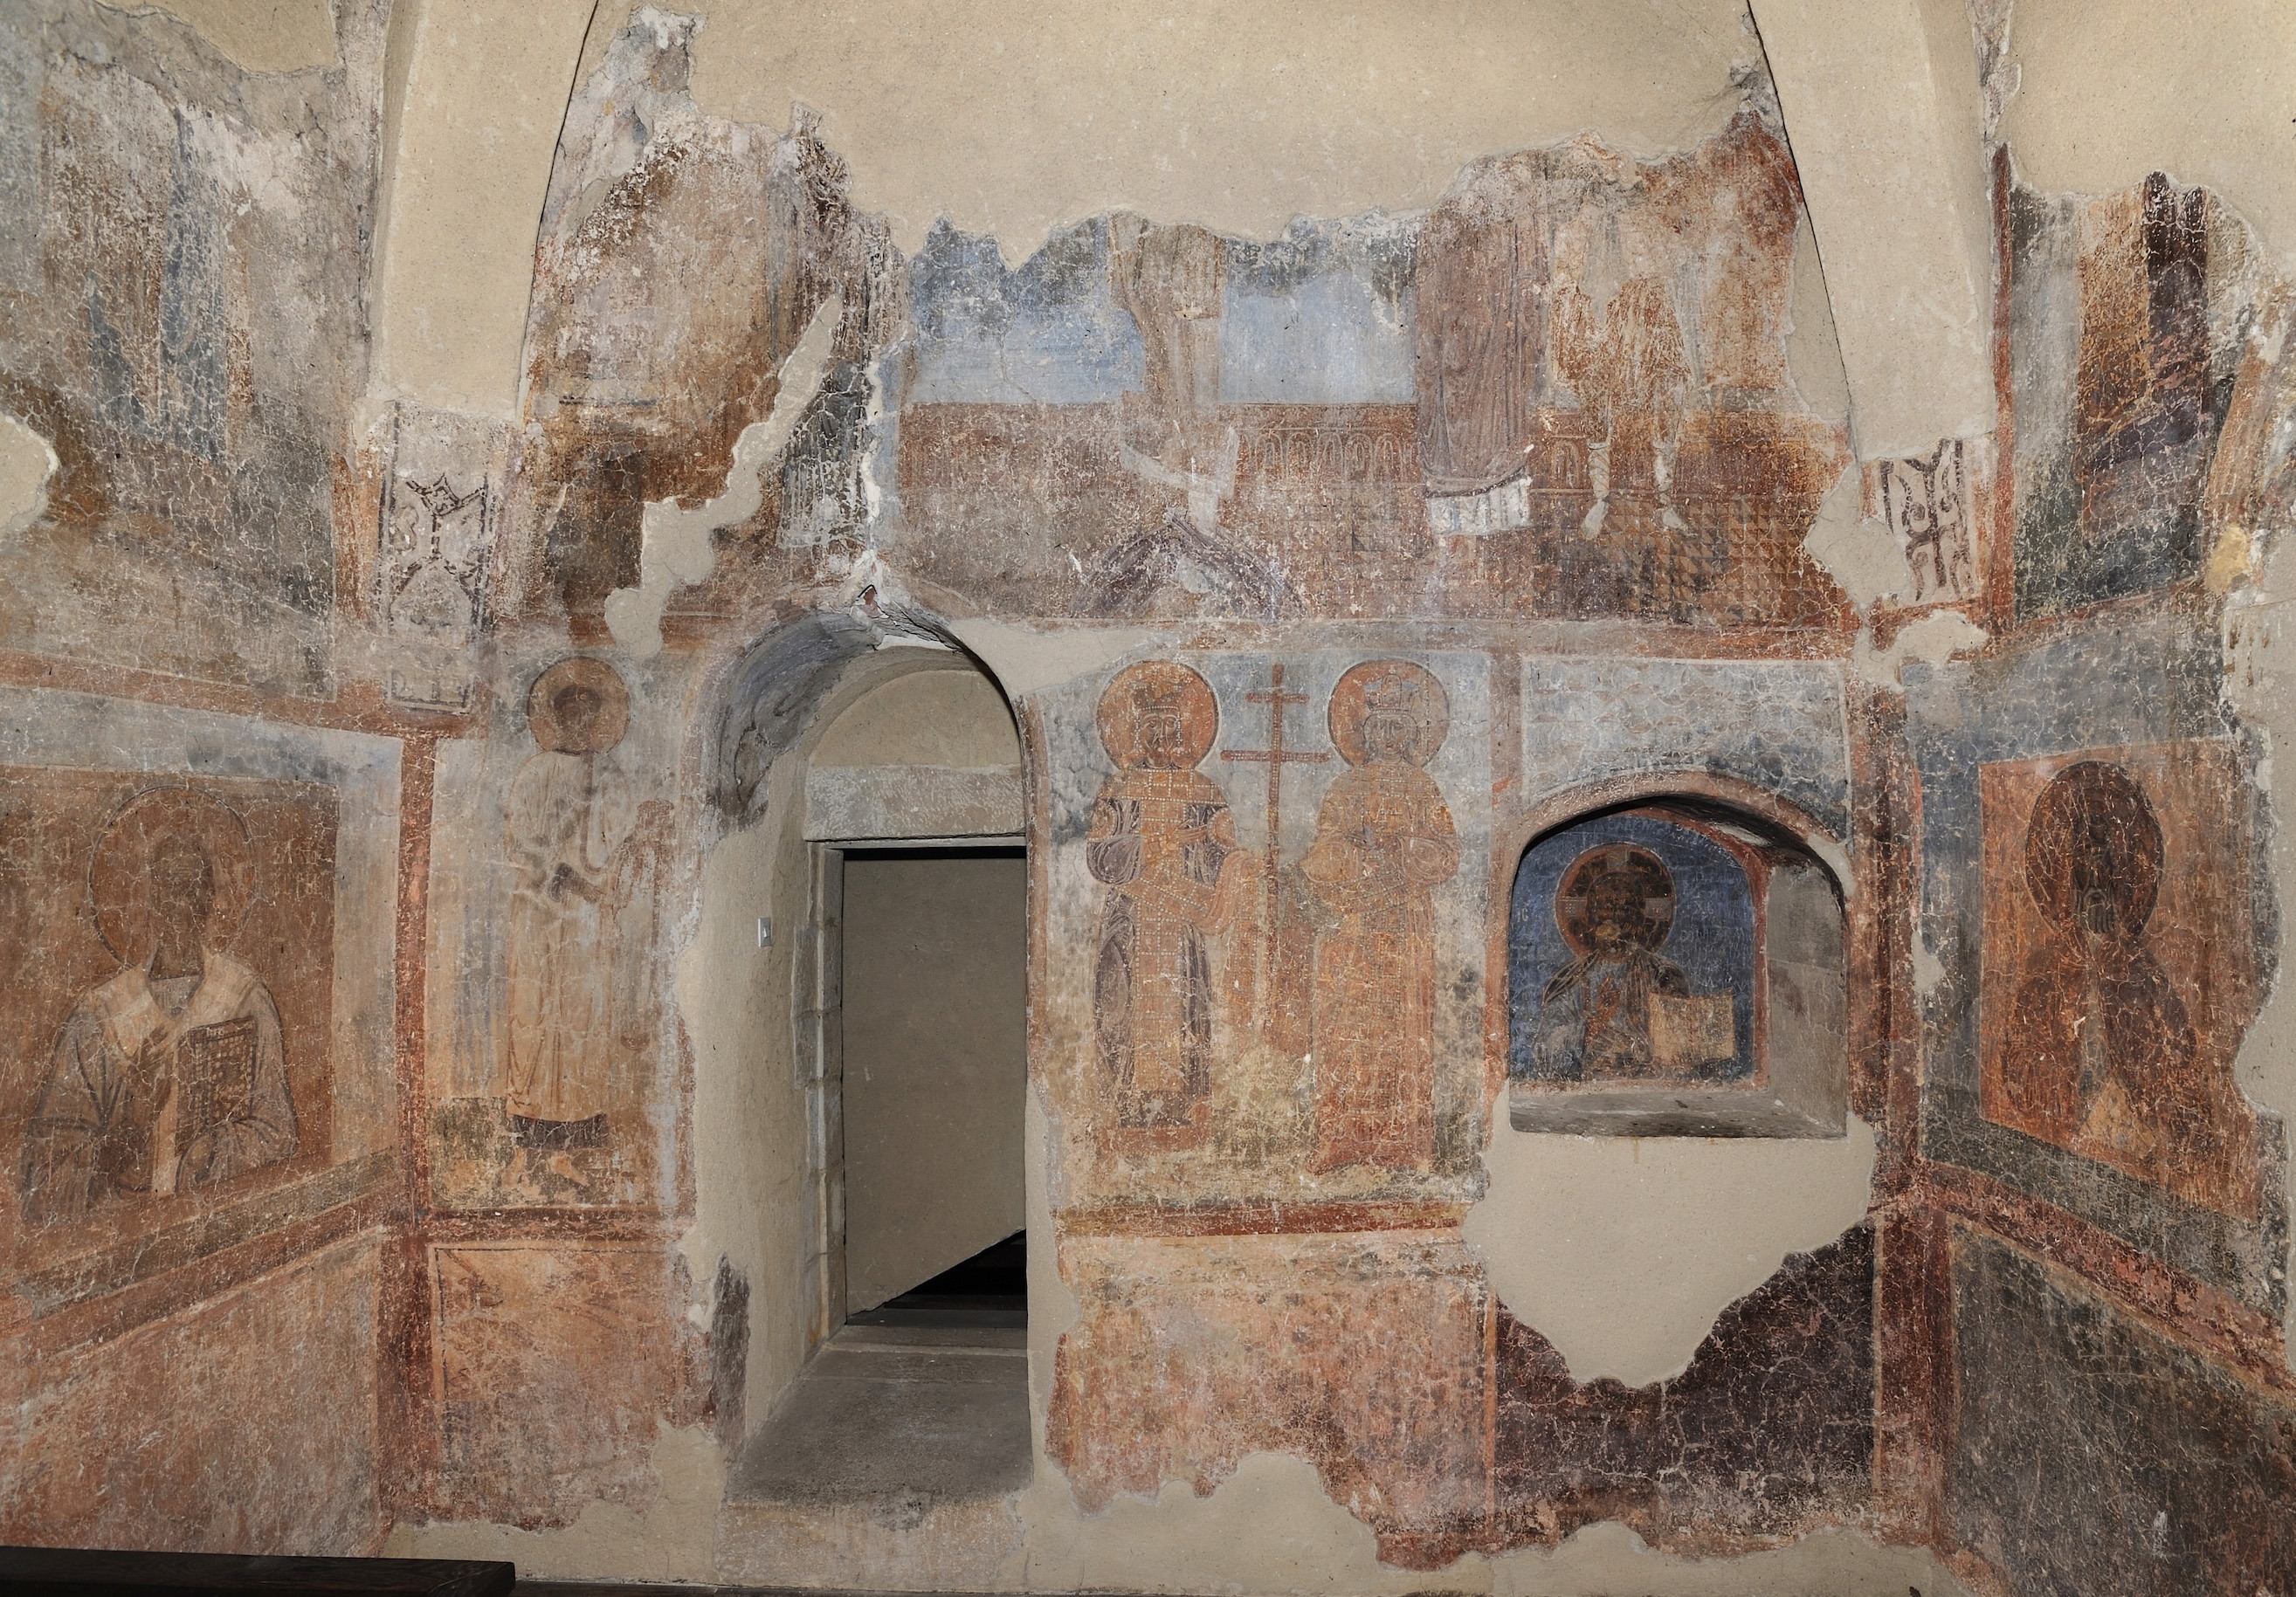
left=3, top=2, right=2294, bottom=1592
left=1511, top=813, right=1762, bottom=1088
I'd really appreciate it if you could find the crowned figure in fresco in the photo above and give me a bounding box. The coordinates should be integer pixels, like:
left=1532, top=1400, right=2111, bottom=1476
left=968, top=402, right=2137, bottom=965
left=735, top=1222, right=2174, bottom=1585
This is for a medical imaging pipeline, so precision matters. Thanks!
left=1533, top=843, right=1715, bottom=1080
left=502, top=657, right=671, bottom=1186
left=1088, top=661, right=1249, bottom=1150
left=2002, top=761, right=2246, bottom=1188
left=1302, top=661, right=1459, bottom=1171
left=21, top=788, right=298, bottom=1225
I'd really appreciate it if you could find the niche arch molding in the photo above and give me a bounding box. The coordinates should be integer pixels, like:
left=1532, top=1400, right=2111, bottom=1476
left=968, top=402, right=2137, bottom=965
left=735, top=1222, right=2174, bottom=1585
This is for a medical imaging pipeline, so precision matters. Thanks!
left=1494, top=769, right=1851, bottom=1140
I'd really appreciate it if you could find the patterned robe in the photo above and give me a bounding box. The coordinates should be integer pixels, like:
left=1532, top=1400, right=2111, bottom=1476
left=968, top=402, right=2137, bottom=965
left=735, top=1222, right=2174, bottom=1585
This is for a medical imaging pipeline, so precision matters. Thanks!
left=1087, top=768, right=1241, bottom=1148
left=21, top=953, right=297, bottom=1224
left=1301, top=761, right=1458, bottom=1170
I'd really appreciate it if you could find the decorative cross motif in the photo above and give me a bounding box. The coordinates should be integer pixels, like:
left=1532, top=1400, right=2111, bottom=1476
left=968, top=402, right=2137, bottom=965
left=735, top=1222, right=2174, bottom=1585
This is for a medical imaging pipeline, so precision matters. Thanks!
left=1220, top=663, right=1328, bottom=1022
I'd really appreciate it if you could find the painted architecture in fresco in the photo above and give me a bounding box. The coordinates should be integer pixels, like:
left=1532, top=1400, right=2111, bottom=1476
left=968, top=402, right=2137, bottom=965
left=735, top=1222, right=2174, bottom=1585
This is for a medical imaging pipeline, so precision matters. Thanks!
left=890, top=113, right=1846, bottom=630
left=2010, top=171, right=2267, bottom=618
left=1512, top=811, right=1759, bottom=1086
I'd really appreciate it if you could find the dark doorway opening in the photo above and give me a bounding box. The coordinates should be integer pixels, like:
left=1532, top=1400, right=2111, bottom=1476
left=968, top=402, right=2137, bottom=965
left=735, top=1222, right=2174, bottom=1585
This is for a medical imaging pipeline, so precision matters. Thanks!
left=731, top=838, right=1031, bottom=1507
left=847, top=1229, right=1026, bottom=1329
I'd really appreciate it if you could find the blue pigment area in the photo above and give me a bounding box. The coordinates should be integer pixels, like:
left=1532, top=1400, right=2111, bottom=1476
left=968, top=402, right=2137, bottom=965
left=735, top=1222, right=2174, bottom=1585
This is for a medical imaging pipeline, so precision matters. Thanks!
left=1508, top=811, right=1758, bottom=1083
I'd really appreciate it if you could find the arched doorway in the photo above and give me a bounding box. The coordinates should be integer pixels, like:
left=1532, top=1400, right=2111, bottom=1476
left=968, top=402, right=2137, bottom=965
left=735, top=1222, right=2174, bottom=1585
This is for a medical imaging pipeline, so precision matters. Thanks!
left=727, top=649, right=1034, bottom=1504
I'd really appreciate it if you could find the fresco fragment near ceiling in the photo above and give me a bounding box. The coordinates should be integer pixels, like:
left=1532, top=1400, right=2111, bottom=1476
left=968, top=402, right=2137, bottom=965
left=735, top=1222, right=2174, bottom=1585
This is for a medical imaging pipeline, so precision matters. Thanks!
left=511, top=15, right=1850, bottom=637
left=2010, top=169, right=2296, bottom=620
left=0, top=0, right=385, bottom=694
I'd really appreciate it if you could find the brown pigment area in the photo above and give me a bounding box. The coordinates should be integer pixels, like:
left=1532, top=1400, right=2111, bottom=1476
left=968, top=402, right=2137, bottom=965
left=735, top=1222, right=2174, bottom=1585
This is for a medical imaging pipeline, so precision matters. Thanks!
left=1047, top=1223, right=1874, bottom=1568
left=1486, top=1222, right=1875, bottom=1557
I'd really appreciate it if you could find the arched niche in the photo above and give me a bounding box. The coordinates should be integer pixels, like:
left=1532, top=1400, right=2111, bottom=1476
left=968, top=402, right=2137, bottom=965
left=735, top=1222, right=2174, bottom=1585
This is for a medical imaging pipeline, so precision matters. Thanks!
left=1502, top=781, right=1848, bottom=1139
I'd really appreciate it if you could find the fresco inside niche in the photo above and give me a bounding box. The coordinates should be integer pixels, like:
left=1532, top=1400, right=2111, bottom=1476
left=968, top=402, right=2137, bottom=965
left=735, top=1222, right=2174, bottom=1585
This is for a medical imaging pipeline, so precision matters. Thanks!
left=1979, top=742, right=2263, bottom=1218
left=1043, top=651, right=1487, bottom=1212
left=3, top=773, right=337, bottom=1241
left=1508, top=810, right=1760, bottom=1087
left=426, top=657, right=676, bottom=1209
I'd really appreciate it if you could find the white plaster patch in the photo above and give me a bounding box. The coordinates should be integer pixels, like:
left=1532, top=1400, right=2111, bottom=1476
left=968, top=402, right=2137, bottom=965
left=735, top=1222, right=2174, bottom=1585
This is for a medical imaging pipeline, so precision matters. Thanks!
left=0, top=411, right=58, bottom=542
left=1912, top=932, right=1949, bottom=999
left=1801, top=458, right=1910, bottom=609
left=1854, top=609, right=1990, bottom=688
left=685, top=0, right=1759, bottom=258
left=384, top=1421, right=724, bottom=1583
left=1751, top=0, right=1994, bottom=457
left=117, top=0, right=340, bottom=73
left=605, top=293, right=843, bottom=657
left=1491, top=1518, right=1975, bottom=1595
left=1466, top=1117, right=1877, bottom=1387
left=1021, top=1450, right=1462, bottom=1597
left=945, top=619, right=1170, bottom=700
left=2222, top=557, right=2296, bottom=1368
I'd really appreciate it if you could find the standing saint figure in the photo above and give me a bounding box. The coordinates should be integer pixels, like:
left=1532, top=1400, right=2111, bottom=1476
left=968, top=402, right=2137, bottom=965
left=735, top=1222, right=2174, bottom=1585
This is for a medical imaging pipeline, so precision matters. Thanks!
left=21, top=788, right=298, bottom=1225
left=1088, top=661, right=1248, bottom=1150
left=1302, top=661, right=1460, bottom=1172
left=503, top=657, right=668, bottom=1182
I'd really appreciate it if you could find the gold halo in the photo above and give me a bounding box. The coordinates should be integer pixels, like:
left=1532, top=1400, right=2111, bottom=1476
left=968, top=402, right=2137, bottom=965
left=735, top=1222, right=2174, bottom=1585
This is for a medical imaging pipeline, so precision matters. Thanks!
left=1097, top=661, right=1218, bottom=771
left=1555, top=843, right=1675, bottom=960
left=527, top=657, right=632, bottom=754
left=90, top=787, right=254, bottom=967
left=1328, top=659, right=1448, bottom=768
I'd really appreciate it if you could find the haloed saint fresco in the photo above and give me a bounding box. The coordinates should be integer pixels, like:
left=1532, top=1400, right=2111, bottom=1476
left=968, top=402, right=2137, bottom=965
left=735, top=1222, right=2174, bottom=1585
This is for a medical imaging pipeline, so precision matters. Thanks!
left=1303, top=661, right=1459, bottom=1171
left=1980, top=750, right=2262, bottom=1216
left=1082, top=655, right=1467, bottom=1174
left=501, top=657, right=671, bottom=1185
left=1088, top=662, right=1250, bottom=1150
left=10, top=779, right=337, bottom=1229
left=1510, top=811, right=1757, bottom=1085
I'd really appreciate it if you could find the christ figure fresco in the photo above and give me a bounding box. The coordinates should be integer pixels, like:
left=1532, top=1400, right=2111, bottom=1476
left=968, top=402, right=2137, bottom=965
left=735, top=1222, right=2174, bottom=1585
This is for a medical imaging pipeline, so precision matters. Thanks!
left=1533, top=843, right=1701, bottom=1081
left=1088, top=661, right=1247, bottom=1150
left=1303, top=660, right=1459, bottom=1171
left=21, top=789, right=297, bottom=1225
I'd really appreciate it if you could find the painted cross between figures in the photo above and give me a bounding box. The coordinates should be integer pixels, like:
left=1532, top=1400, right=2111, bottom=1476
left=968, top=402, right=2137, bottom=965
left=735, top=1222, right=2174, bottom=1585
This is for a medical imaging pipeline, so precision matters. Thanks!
left=1219, top=663, right=1329, bottom=1024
